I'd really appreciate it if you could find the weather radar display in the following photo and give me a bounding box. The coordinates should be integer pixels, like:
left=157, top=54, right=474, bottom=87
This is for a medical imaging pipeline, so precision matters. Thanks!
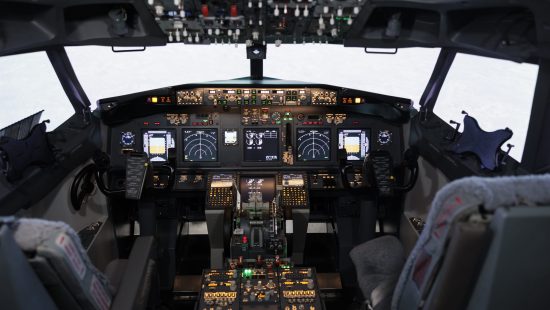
left=183, top=129, right=218, bottom=162
left=338, top=129, right=370, bottom=161
left=296, top=128, right=331, bottom=161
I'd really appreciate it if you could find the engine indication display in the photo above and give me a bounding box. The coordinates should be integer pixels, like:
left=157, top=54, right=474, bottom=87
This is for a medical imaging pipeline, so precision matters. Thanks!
left=143, top=130, right=175, bottom=162
left=183, top=129, right=218, bottom=162
left=239, top=177, right=276, bottom=203
left=296, top=128, right=331, bottom=161
left=338, top=129, right=370, bottom=161
left=243, top=128, right=279, bottom=162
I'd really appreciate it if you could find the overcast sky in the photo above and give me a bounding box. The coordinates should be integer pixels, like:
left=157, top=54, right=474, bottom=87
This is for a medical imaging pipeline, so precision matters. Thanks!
left=0, top=44, right=538, bottom=160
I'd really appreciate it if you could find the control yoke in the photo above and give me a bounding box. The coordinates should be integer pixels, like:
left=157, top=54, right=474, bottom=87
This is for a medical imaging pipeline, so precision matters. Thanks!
left=70, top=148, right=177, bottom=209
left=339, top=148, right=419, bottom=195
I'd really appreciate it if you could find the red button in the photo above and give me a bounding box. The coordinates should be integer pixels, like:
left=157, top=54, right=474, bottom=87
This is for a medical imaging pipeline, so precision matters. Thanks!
left=201, top=4, right=209, bottom=17
left=230, top=4, right=238, bottom=17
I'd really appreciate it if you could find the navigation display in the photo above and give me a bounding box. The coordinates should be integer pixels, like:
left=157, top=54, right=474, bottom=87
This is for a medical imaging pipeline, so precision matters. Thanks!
left=183, top=129, right=218, bottom=162
left=143, top=130, right=175, bottom=162
left=296, top=128, right=331, bottom=161
left=338, top=129, right=370, bottom=161
left=239, top=176, right=276, bottom=203
left=243, top=128, right=279, bottom=162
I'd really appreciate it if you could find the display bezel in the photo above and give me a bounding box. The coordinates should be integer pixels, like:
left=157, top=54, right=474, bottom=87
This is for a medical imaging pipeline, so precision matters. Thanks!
left=223, top=128, right=239, bottom=146
left=337, top=128, right=371, bottom=161
left=242, top=127, right=281, bottom=163
left=142, top=128, right=176, bottom=163
left=295, top=127, right=332, bottom=162
left=182, top=128, right=219, bottom=162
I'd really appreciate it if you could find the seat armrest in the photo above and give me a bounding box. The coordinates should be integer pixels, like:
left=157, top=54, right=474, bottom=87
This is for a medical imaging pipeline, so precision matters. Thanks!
left=369, top=275, right=399, bottom=310
left=111, top=236, right=156, bottom=310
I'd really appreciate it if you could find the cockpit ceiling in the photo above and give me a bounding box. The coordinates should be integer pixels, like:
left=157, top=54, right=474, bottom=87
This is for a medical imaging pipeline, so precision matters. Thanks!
left=0, top=0, right=548, bottom=62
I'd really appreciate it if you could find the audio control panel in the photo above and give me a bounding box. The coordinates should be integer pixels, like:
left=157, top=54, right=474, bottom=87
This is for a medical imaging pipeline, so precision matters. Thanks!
left=280, top=268, right=323, bottom=310
left=198, top=268, right=323, bottom=310
left=198, top=269, right=239, bottom=309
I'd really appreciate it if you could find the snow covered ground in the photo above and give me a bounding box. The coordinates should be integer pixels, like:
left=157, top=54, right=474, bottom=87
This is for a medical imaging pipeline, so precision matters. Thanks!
left=0, top=44, right=538, bottom=160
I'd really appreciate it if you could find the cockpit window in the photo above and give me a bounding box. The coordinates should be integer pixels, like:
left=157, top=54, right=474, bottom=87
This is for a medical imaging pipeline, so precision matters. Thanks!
left=434, top=53, right=539, bottom=161
left=66, top=45, right=440, bottom=109
left=0, top=52, right=74, bottom=130
left=66, top=45, right=250, bottom=108
left=265, top=45, right=440, bottom=107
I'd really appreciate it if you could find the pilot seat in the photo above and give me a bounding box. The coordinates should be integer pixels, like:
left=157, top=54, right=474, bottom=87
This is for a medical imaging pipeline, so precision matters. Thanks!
left=351, top=174, right=550, bottom=310
left=0, top=217, right=157, bottom=310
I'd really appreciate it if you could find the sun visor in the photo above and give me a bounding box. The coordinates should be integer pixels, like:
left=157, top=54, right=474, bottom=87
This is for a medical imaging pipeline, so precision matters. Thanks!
left=0, top=0, right=166, bottom=57
left=344, top=1, right=547, bottom=64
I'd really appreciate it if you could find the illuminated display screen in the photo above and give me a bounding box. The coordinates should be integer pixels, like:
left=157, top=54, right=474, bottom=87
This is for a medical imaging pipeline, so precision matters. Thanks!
left=143, top=130, right=175, bottom=162
left=338, top=129, right=370, bottom=161
left=183, top=129, right=218, bottom=162
left=224, top=129, right=238, bottom=145
left=296, top=128, right=331, bottom=161
left=239, top=176, right=276, bottom=203
left=243, top=128, right=279, bottom=162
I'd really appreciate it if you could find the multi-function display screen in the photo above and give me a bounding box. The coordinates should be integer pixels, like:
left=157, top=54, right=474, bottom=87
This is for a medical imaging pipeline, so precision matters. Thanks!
left=239, top=176, right=276, bottom=203
left=183, top=129, right=218, bottom=162
left=296, top=128, right=331, bottom=161
left=338, top=129, right=370, bottom=161
left=243, top=128, right=279, bottom=162
left=143, top=130, right=175, bottom=162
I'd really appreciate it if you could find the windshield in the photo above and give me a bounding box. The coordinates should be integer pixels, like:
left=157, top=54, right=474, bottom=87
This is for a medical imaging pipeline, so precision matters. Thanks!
left=66, top=45, right=441, bottom=109
left=434, top=53, right=538, bottom=161
left=0, top=52, right=74, bottom=130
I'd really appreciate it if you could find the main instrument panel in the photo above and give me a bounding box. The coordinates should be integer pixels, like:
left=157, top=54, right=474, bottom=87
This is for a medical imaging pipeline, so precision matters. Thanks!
left=101, top=81, right=413, bottom=306
left=105, top=82, right=408, bottom=177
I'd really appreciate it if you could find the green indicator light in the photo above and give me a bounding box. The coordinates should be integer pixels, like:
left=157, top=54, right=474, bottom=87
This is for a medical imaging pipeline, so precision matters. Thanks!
left=336, top=16, right=351, bottom=21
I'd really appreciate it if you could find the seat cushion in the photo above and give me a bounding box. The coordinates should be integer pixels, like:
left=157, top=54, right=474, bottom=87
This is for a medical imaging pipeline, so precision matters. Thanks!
left=350, top=235, right=405, bottom=299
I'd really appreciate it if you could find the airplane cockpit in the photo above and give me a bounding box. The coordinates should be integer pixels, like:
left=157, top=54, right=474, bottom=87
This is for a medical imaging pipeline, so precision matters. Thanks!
left=1, top=1, right=550, bottom=310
